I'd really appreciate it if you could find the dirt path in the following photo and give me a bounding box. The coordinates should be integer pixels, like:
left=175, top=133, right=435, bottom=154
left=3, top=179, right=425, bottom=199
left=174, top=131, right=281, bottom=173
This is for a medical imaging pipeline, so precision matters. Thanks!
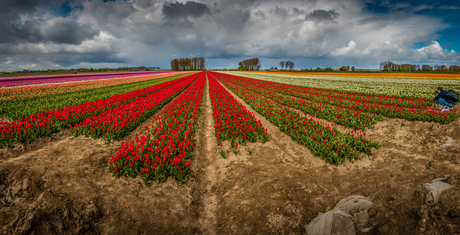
left=192, top=74, right=222, bottom=234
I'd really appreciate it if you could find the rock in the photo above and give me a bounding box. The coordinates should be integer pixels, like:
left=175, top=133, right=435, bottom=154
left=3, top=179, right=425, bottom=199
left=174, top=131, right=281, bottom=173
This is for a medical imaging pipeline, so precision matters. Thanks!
left=330, top=214, right=356, bottom=235
left=441, top=136, right=455, bottom=149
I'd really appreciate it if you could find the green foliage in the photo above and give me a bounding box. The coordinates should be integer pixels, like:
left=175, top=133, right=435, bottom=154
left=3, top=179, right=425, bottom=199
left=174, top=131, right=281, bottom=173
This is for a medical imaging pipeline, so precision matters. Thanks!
left=238, top=62, right=248, bottom=71
left=427, top=160, right=434, bottom=169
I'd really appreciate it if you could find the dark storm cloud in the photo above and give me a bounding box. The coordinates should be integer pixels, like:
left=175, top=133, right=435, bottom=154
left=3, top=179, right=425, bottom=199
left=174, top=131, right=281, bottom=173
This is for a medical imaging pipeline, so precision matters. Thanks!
left=0, top=0, right=99, bottom=45
left=0, top=0, right=41, bottom=44
left=305, top=9, right=339, bottom=22
left=162, top=1, right=211, bottom=19
left=0, top=20, right=43, bottom=44
left=40, top=17, right=100, bottom=45
left=0, top=17, right=100, bottom=45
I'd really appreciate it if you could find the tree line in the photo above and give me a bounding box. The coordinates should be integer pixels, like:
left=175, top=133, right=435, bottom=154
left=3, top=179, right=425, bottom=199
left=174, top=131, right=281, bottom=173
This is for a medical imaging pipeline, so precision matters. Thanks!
left=338, top=65, right=355, bottom=71
left=170, top=57, right=206, bottom=71
left=238, top=58, right=261, bottom=71
left=279, top=61, right=294, bottom=70
left=379, top=61, right=460, bottom=72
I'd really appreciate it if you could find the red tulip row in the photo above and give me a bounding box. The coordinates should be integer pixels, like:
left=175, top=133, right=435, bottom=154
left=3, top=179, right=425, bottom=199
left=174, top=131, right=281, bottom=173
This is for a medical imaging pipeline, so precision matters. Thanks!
left=207, top=72, right=269, bottom=152
left=271, top=84, right=428, bottom=107
left=108, top=73, right=206, bottom=183
left=214, top=73, right=383, bottom=130
left=235, top=74, right=431, bottom=107
left=214, top=73, right=459, bottom=124
left=262, top=82, right=459, bottom=124
left=0, top=74, right=197, bottom=148
left=211, top=72, right=380, bottom=165
left=72, top=73, right=201, bottom=143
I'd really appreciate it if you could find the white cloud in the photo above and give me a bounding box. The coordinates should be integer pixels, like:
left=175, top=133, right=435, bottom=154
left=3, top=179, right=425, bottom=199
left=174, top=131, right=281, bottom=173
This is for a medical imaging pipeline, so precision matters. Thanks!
left=4, top=57, right=16, bottom=65
left=184, top=34, right=197, bottom=41
left=415, top=41, right=455, bottom=59
left=331, top=40, right=459, bottom=65
left=332, top=41, right=357, bottom=56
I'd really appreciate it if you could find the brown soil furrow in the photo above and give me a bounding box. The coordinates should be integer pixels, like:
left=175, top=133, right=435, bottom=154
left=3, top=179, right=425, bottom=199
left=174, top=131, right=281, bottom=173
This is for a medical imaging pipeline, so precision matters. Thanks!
left=192, top=74, right=221, bottom=234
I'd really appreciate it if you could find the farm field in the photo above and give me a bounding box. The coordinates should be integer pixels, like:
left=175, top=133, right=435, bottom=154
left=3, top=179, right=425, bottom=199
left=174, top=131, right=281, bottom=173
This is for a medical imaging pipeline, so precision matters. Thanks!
left=229, top=71, right=460, bottom=100
left=0, top=71, right=184, bottom=87
left=0, top=71, right=460, bottom=234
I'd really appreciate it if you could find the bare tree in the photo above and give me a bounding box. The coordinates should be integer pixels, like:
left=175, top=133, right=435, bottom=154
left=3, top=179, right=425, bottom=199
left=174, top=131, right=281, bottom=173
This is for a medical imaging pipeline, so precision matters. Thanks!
left=279, top=61, right=285, bottom=70
left=240, top=58, right=261, bottom=71
left=449, top=65, right=460, bottom=71
left=171, top=57, right=206, bottom=71
left=288, top=61, right=294, bottom=70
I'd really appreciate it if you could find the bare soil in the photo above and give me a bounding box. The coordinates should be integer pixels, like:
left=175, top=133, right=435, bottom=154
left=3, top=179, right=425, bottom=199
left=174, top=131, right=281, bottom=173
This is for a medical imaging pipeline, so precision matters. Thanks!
left=1, top=77, right=459, bottom=234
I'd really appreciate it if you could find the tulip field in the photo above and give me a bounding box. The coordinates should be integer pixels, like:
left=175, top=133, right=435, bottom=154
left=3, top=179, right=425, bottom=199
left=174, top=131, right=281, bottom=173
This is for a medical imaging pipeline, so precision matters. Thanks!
left=0, top=71, right=188, bottom=101
left=109, top=74, right=205, bottom=183
left=1, top=70, right=459, bottom=168
left=208, top=75, right=269, bottom=153
left=1, top=70, right=460, bottom=234
left=230, top=71, right=460, bottom=99
left=209, top=72, right=380, bottom=165
left=0, top=71, right=172, bottom=87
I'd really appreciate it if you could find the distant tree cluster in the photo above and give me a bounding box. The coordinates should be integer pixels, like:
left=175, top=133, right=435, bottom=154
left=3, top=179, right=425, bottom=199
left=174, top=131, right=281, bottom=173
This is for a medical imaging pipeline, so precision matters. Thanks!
left=434, top=65, right=460, bottom=72
left=338, top=65, right=355, bottom=71
left=379, top=61, right=460, bottom=72
left=238, top=58, right=261, bottom=71
left=170, top=57, right=206, bottom=71
left=279, top=61, right=294, bottom=70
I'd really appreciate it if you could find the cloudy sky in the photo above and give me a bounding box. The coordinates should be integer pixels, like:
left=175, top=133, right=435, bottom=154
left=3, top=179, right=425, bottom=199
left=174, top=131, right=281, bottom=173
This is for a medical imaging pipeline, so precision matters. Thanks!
left=1, top=0, right=459, bottom=71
